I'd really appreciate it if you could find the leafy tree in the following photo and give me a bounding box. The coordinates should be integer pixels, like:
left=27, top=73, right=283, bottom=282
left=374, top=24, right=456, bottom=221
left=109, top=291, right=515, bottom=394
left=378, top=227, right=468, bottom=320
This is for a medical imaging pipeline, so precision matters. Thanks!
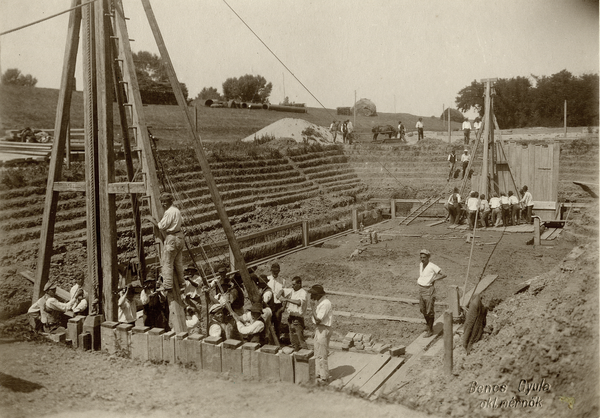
left=196, top=86, right=223, bottom=101
left=455, top=80, right=484, bottom=117
left=494, top=76, right=533, bottom=128
left=222, top=74, right=273, bottom=103
left=132, top=51, right=188, bottom=104
left=440, top=108, right=465, bottom=122
left=1, top=68, right=38, bottom=87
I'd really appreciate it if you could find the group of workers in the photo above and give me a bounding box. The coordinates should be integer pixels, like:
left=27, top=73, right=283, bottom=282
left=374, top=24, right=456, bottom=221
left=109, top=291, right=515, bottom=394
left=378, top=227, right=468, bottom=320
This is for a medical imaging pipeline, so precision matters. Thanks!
left=329, top=120, right=354, bottom=144
left=445, top=186, right=534, bottom=228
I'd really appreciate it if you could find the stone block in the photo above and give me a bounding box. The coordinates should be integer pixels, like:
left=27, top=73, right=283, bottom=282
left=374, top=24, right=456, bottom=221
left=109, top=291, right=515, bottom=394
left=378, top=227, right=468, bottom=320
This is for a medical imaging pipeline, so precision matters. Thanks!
left=362, top=333, right=373, bottom=343
left=100, top=321, right=119, bottom=354
left=223, top=339, right=243, bottom=350
left=175, top=332, right=189, bottom=364
left=355, top=342, right=364, bottom=350
left=78, top=332, right=91, bottom=350
left=116, top=323, right=134, bottom=355
left=389, top=346, right=406, bottom=357
left=344, top=332, right=356, bottom=341
left=203, top=335, right=223, bottom=345
left=260, top=345, right=280, bottom=355
left=258, top=349, right=280, bottom=381
left=162, top=330, right=176, bottom=364
left=294, top=355, right=315, bottom=384
left=222, top=341, right=243, bottom=375
left=241, top=342, right=260, bottom=377
left=352, top=333, right=363, bottom=342
left=47, top=331, right=66, bottom=343
left=380, top=343, right=391, bottom=354
left=372, top=343, right=383, bottom=353
left=148, top=328, right=165, bottom=362
left=187, top=334, right=203, bottom=368
left=131, top=326, right=150, bottom=361
left=279, top=352, right=294, bottom=383
left=341, top=339, right=353, bottom=351
left=294, top=349, right=314, bottom=362
left=83, top=314, right=103, bottom=351
left=67, top=315, right=85, bottom=348
left=202, top=340, right=222, bottom=373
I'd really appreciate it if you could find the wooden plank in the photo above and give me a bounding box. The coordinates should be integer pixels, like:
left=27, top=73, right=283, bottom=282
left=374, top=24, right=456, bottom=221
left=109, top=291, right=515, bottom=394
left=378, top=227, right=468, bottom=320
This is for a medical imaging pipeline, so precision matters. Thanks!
left=427, top=220, right=446, bottom=227
left=344, top=354, right=390, bottom=390
left=406, top=317, right=443, bottom=355
left=334, top=310, right=425, bottom=324
left=358, top=356, right=405, bottom=397
left=540, top=228, right=557, bottom=240
left=327, top=290, right=419, bottom=305
left=107, top=182, right=147, bottom=194
left=20, top=270, right=70, bottom=302
left=329, top=351, right=374, bottom=388
left=460, top=274, right=498, bottom=307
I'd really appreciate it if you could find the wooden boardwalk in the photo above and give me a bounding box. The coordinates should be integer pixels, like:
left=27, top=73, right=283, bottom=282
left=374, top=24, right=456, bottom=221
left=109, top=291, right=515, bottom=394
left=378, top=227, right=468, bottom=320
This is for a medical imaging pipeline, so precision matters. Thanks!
left=447, top=223, right=533, bottom=233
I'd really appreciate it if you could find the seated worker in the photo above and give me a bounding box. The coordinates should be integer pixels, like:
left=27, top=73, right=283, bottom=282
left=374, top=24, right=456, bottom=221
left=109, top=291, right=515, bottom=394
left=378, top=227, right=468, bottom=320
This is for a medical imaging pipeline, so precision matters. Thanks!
left=231, top=303, right=266, bottom=345
left=489, top=193, right=502, bottom=227
left=182, top=266, right=202, bottom=314
left=68, top=273, right=88, bottom=316
left=141, top=278, right=168, bottom=329
left=278, top=276, right=308, bottom=352
left=499, top=192, right=511, bottom=227
left=479, top=194, right=491, bottom=227
left=44, top=282, right=74, bottom=331
left=208, top=303, right=230, bottom=339
left=185, top=306, right=200, bottom=334
left=118, top=284, right=137, bottom=325
left=466, top=191, right=480, bottom=230
left=206, top=266, right=245, bottom=317
left=508, top=191, right=521, bottom=225
left=28, top=282, right=57, bottom=332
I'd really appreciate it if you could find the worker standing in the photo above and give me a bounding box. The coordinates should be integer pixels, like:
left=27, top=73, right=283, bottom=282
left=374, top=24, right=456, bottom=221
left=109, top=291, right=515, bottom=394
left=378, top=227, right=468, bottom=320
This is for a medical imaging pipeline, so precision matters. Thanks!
left=148, top=193, right=185, bottom=292
left=308, top=284, right=333, bottom=384
left=462, top=118, right=472, bottom=145
left=417, top=250, right=447, bottom=337
left=416, top=118, right=424, bottom=141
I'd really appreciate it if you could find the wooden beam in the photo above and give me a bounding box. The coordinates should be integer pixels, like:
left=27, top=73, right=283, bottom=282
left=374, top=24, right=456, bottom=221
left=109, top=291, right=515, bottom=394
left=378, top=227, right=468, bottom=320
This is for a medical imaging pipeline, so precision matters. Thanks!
left=460, top=274, right=498, bottom=307
left=333, top=310, right=424, bottom=324
left=107, top=182, right=147, bottom=194
left=142, top=0, right=259, bottom=303
left=34, top=0, right=82, bottom=302
left=53, top=181, right=86, bottom=192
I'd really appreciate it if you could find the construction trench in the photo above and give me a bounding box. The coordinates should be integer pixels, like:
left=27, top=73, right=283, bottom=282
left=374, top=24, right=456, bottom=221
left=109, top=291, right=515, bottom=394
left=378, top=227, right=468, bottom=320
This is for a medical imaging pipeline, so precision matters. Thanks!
left=0, top=1, right=598, bottom=416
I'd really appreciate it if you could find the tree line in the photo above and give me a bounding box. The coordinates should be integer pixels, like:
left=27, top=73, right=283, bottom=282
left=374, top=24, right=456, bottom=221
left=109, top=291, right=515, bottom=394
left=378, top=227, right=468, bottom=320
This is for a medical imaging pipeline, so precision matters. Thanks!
left=455, top=70, right=599, bottom=128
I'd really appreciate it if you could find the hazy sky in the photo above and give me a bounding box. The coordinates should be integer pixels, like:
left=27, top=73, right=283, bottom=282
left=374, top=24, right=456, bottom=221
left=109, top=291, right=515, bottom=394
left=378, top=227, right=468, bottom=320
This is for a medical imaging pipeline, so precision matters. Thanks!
left=1, top=0, right=598, bottom=118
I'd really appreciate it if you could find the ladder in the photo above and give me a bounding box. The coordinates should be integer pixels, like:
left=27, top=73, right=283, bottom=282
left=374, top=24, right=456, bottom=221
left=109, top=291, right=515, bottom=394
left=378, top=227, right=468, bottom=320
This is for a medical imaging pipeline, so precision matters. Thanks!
left=399, top=195, right=442, bottom=226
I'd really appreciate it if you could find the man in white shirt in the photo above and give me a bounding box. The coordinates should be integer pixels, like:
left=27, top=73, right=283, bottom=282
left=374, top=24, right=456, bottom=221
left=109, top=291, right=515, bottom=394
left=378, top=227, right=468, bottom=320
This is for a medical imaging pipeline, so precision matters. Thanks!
left=118, top=284, right=137, bottom=324
left=447, top=149, right=457, bottom=181
left=466, top=191, right=480, bottom=230
left=397, top=121, right=406, bottom=142
left=329, top=121, right=339, bottom=142
left=149, top=193, right=185, bottom=291
left=232, top=303, right=266, bottom=345
left=462, top=118, right=472, bottom=145
left=520, top=186, right=534, bottom=224
left=489, top=193, right=502, bottom=227
left=479, top=194, right=491, bottom=227
left=473, top=119, right=482, bottom=138
left=416, top=118, right=424, bottom=141
left=508, top=191, right=520, bottom=226
left=69, top=273, right=88, bottom=315
left=417, top=250, right=447, bottom=338
left=267, top=262, right=285, bottom=337
left=461, top=149, right=470, bottom=179
left=279, top=276, right=308, bottom=351
left=500, top=192, right=511, bottom=227
left=308, top=284, right=333, bottom=384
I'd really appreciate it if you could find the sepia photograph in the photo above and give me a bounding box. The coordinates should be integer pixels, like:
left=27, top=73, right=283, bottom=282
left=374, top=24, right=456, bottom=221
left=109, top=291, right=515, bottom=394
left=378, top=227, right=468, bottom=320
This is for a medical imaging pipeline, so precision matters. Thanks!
left=0, top=1, right=598, bottom=417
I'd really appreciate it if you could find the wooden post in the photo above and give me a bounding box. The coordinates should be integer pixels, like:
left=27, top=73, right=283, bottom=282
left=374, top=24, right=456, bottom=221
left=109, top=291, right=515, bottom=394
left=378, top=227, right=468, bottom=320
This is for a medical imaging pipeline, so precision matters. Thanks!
left=390, top=199, right=396, bottom=219
left=443, top=310, right=453, bottom=375
left=33, top=0, right=82, bottom=302
left=352, top=208, right=358, bottom=231
left=533, top=216, right=541, bottom=246
left=447, top=107, right=451, bottom=143
left=229, top=245, right=236, bottom=272
left=65, top=121, right=71, bottom=169
left=449, top=285, right=460, bottom=317
left=95, top=0, right=119, bottom=320
left=564, top=100, right=567, bottom=138
left=302, top=220, right=309, bottom=247
left=195, top=104, right=198, bottom=133
left=479, top=78, right=498, bottom=196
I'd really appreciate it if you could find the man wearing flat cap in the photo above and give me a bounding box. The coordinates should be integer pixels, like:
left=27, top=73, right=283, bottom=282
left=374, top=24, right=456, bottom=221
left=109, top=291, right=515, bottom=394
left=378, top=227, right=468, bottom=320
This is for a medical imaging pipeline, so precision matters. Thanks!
left=148, top=193, right=185, bottom=292
left=417, top=250, right=447, bottom=338
left=308, top=284, right=333, bottom=384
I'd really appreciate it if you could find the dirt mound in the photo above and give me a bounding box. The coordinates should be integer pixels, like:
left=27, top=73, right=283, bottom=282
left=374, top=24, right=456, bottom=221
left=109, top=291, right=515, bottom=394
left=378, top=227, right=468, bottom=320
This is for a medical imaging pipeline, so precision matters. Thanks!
left=352, top=98, right=377, bottom=116
left=241, top=118, right=333, bottom=144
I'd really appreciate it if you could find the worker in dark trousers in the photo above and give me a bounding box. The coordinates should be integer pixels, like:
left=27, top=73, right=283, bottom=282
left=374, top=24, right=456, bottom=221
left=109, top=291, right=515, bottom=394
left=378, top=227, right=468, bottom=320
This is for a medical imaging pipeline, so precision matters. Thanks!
left=416, top=249, right=447, bottom=337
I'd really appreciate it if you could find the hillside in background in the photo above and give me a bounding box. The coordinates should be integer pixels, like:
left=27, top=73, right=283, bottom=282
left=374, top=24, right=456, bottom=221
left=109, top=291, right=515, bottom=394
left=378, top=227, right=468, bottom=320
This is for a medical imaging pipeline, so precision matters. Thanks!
left=0, top=85, right=461, bottom=148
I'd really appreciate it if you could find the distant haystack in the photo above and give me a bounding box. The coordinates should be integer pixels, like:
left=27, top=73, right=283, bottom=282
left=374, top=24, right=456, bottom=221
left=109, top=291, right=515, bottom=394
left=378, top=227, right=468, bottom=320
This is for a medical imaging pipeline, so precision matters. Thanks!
left=242, top=118, right=333, bottom=144
left=352, top=98, right=377, bottom=117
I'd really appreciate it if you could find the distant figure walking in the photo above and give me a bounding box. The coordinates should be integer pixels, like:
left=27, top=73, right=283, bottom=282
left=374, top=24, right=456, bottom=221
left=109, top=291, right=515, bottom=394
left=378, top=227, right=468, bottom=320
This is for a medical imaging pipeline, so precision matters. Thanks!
left=397, top=121, right=406, bottom=142
left=462, top=118, right=472, bottom=145
left=341, top=120, right=349, bottom=143
left=329, top=121, right=339, bottom=142
left=416, top=118, right=424, bottom=141
left=461, top=149, right=470, bottom=179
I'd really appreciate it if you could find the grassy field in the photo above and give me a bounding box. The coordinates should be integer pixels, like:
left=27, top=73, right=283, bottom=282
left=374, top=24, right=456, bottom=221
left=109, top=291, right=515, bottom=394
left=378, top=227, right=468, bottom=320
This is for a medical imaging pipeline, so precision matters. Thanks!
left=0, top=85, right=461, bottom=148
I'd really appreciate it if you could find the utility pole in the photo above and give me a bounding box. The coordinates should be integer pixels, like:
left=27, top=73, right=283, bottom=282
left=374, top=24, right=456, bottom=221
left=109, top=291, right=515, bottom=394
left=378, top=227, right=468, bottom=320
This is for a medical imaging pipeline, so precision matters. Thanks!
left=353, top=90, right=356, bottom=128
left=480, top=78, right=498, bottom=197
left=447, top=107, right=451, bottom=144
left=564, top=100, right=567, bottom=138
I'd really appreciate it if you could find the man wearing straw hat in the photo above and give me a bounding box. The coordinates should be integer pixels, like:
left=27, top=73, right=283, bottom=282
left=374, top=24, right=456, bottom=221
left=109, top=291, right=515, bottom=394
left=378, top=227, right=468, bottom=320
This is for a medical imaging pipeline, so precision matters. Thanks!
left=417, top=250, right=447, bottom=338
left=308, top=284, right=333, bottom=384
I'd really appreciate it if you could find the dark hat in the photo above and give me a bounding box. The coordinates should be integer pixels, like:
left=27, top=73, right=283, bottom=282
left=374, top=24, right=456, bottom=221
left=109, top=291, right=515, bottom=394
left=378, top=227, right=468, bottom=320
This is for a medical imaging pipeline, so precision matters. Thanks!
left=271, top=262, right=280, bottom=269
left=217, top=266, right=227, bottom=273
left=250, top=303, right=263, bottom=313
left=209, top=304, right=224, bottom=314
left=159, top=193, right=173, bottom=201
left=307, top=284, right=326, bottom=296
left=420, top=249, right=431, bottom=256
